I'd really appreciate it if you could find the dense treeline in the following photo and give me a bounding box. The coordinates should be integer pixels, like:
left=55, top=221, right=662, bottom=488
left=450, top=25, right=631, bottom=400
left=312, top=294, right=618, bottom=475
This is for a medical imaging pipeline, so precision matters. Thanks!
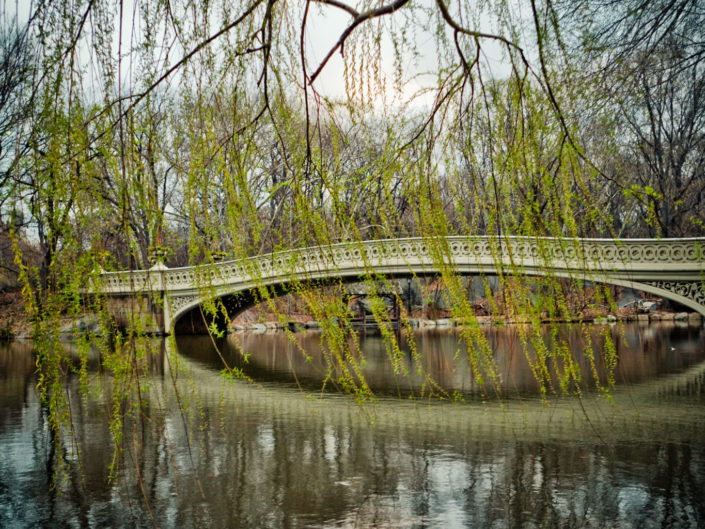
left=2, top=1, right=702, bottom=286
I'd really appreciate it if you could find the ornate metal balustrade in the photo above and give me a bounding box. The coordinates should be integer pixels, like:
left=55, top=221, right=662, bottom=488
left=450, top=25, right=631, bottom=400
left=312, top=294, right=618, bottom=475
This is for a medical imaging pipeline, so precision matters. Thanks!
left=94, top=236, right=705, bottom=333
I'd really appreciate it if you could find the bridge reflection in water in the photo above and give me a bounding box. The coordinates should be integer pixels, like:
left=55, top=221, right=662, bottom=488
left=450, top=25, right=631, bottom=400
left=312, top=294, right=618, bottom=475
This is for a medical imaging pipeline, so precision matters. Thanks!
left=2, top=323, right=705, bottom=528
left=177, top=322, right=705, bottom=397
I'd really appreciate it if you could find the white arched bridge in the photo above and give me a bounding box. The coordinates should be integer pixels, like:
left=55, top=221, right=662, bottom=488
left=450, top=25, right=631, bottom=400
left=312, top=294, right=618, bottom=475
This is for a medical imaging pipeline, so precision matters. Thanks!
left=94, top=236, right=705, bottom=335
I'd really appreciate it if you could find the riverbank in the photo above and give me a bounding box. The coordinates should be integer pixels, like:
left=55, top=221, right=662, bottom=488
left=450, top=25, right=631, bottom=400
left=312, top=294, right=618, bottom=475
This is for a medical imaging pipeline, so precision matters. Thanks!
left=0, top=290, right=30, bottom=340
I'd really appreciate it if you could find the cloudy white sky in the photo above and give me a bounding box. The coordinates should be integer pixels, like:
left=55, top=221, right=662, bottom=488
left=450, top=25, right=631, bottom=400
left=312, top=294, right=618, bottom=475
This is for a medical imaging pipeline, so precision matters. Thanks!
left=303, top=1, right=516, bottom=110
left=4, top=0, right=522, bottom=112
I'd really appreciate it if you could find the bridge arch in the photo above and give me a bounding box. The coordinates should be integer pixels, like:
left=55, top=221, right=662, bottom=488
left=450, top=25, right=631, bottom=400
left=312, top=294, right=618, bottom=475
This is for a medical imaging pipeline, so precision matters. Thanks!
left=168, top=271, right=705, bottom=335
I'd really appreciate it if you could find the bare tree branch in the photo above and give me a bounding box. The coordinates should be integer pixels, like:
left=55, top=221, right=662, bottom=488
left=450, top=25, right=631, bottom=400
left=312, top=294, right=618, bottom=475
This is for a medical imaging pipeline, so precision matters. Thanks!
left=435, top=0, right=529, bottom=63
left=308, top=0, right=411, bottom=84
left=314, top=0, right=359, bottom=17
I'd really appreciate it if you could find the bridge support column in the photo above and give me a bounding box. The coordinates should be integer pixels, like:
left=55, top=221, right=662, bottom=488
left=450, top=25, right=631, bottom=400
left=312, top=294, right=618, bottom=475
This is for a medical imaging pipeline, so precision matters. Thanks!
left=101, top=261, right=171, bottom=335
left=103, top=292, right=167, bottom=335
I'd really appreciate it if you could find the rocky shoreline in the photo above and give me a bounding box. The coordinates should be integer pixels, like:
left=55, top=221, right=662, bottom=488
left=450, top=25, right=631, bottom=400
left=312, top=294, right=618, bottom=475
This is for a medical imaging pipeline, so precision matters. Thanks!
left=230, top=310, right=703, bottom=333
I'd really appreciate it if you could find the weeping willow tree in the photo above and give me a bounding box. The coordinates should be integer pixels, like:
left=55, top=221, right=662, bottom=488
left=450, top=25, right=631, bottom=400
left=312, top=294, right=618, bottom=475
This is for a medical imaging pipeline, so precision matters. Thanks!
left=1, top=0, right=674, bottom=489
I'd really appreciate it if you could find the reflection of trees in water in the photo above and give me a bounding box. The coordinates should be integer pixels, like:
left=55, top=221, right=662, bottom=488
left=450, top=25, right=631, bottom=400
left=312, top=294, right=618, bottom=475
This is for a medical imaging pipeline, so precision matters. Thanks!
left=87, top=387, right=705, bottom=527
left=9, top=397, right=705, bottom=527
left=2, top=335, right=705, bottom=527
left=330, top=437, right=705, bottom=527
left=0, top=341, right=35, bottom=425
left=0, top=340, right=172, bottom=528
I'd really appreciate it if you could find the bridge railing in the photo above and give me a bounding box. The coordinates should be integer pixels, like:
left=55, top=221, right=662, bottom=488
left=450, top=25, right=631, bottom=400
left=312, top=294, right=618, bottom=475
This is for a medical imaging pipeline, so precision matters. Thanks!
left=93, top=236, right=705, bottom=295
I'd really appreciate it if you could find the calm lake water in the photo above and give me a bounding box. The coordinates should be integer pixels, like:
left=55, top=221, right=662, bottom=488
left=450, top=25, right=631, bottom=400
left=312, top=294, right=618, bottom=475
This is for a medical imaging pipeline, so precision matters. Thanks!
left=1, top=322, right=704, bottom=528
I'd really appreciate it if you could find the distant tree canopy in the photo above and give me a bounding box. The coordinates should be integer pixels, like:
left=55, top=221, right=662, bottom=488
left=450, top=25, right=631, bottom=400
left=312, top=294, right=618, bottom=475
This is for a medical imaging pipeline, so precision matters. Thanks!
left=560, top=0, right=705, bottom=236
